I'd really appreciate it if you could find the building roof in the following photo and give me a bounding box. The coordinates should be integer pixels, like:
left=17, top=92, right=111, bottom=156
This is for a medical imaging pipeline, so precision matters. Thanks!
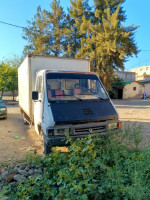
left=122, top=81, right=134, bottom=86
left=122, top=81, right=143, bottom=86
left=139, top=78, right=150, bottom=84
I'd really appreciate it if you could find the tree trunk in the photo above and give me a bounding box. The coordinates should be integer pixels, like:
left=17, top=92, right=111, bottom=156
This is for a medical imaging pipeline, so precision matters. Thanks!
left=12, top=91, right=15, bottom=101
left=1, top=90, right=4, bottom=99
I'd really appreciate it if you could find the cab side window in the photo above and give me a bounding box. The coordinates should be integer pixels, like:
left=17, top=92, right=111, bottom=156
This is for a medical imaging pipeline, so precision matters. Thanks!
left=36, top=76, right=43, bottom=99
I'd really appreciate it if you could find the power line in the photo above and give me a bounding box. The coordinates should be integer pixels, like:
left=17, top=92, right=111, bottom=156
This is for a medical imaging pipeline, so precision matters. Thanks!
left=1, top=19, right=150, bottom=53
left=0, top=20, right=25, bottom=29
left=0, top=20, right=150, bottom=50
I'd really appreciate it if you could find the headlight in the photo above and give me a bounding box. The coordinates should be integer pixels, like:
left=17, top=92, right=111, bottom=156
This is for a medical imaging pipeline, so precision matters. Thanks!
left=47, top=128, right=70, bottom=136
left=0, top=108, right=6, bottom=111
left=54, top=128, right=70, bottom=135
left=108, top=123, right=117, bottom=130
left=48, top=129, right=54, bottom=136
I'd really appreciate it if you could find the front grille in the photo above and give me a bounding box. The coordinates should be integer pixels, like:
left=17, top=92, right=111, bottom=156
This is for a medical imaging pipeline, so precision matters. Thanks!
left=73, top=125, right=106, bottom=135
left=0, top=111, right=6, bottom=115
left=82, top=108, right=93, bottom=115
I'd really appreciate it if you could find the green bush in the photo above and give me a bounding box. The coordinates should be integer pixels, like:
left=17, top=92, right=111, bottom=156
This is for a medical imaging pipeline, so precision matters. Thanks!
left=3, top=124, right=150, bottom=200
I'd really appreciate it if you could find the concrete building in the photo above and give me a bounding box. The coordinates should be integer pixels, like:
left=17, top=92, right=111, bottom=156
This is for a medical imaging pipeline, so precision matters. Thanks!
left=130, top=65, right=150, bottom=81
left=112, top=81, right=144, bottom=99
left=114, top=71, right=135, bottom=82
left=112, top=71, right=144, bottom=99
left=139, top=78, right=150, bottom=97
left=122, top=81, right=144, bottom=99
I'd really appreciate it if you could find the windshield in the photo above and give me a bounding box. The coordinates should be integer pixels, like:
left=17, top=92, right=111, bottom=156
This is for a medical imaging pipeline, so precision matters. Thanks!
left=46, top=73, right=108, bottom=101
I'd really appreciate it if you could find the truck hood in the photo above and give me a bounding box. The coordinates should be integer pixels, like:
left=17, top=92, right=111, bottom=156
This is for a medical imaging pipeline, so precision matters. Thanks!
left=50, top=100, right=118, bottom=125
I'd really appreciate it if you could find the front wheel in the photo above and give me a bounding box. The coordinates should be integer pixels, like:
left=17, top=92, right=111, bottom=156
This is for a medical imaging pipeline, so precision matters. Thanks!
left=40, top=133, right=52, bottom=155
left=43, top=142, right=52, bottom=155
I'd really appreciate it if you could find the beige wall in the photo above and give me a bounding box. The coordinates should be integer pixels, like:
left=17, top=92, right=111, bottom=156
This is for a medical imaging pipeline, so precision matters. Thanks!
left=144, top=83, right=150, bottom=97
left=0, top=91, right=18, bottom=97
left=123, top=82, right=144, bottom=99
left=130, top=65, right=150, bottom=81
left=114, top=71, right=135, bottom=82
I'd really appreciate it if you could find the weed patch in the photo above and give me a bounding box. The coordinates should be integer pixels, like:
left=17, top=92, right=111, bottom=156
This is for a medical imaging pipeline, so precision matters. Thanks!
left=1, top=124, right=150, bottom=200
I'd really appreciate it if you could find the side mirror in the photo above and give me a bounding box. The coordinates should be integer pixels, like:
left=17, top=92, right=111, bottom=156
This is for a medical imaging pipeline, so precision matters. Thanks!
left=32, top=91, right=38, bottom=100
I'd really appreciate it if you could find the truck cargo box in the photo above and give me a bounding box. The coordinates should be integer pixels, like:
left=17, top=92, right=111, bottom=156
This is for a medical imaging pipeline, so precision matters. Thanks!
left=18, top=55, right=90, bottom=119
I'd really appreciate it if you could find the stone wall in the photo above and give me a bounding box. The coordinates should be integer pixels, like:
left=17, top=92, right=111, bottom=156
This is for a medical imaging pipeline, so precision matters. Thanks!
left=0, top=91, right=18, bottom=97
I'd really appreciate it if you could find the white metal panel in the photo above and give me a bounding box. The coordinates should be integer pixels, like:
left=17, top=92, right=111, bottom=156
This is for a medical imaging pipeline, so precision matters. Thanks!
left=144, top=83, right=150, bottom=96
left=30, top=56, right=90, bottom=92
left=19, top=55, right=90, bottom=119
left=18, top=56, right=30, bottom=117
left=31, top=56, right=89, bottom=72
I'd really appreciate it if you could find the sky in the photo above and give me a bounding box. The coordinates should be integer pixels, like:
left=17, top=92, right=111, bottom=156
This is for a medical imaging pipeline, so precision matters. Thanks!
left=0, top=0, right=150, bottom=71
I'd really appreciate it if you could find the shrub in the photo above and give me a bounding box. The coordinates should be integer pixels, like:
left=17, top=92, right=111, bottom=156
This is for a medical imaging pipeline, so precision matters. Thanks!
left=3, top=124, right=150, bottom=200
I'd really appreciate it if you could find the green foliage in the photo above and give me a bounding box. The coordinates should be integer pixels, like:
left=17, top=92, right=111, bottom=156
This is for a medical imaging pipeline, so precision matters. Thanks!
left=76, top=0, right=138, bottom=90
left=23, top=1, right=66, bottom=57
left=109, top=76, right=124, bottom=98
left=43, top=0, right=67, bottom=57
left=3, top=124, right=150, bottom=200
left=0, top=62, right=10, bottom=98
left=22, top=0, right=138, bottom=90
left=0, top=56, right=21, bottom=99
left=62, top=0, right=91, bottom=57
left=22, top=6, right=49, bottom=56
left=94, top=0, right=126, bottom=22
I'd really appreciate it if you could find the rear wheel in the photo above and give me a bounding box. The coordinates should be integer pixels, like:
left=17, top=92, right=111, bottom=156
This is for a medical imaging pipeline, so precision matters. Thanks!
left=23, top=112, right=29, bottom=125
left=23, top=112, right=32, bottom=128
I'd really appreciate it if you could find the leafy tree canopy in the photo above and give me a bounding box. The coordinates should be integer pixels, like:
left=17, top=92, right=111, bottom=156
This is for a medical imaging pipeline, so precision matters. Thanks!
left=22, top=0, right=139, bottom=90
left=0, top=56, right=21, bottom=99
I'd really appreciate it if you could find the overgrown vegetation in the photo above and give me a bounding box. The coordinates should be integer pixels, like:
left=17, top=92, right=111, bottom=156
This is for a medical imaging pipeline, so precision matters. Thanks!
left=2, top=124, right=150, bottom=200
left=109, top=76, right=124, bottom=98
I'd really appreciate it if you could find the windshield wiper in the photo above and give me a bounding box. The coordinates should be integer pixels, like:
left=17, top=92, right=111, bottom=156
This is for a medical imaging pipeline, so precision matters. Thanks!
left=74, top=96, right=83, bottom=101
left=77, top=93, right=108, bottom=100
left=97, top=97, right=109, bottom=100
left=50, top=95, right=83, bottom=101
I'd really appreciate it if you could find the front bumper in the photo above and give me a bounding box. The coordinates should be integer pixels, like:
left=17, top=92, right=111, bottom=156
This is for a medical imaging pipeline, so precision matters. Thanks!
left=0, top=111, right=7, bottom=118
left=44, top=120, right=121, bottom=147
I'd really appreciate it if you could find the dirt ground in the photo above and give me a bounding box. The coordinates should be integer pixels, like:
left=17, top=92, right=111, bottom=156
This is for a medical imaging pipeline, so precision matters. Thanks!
left=0, top=97, right=43, bottom=166
left=113, top=99, right=150, bottom=146
left=0, top=97, right=150, bottom=166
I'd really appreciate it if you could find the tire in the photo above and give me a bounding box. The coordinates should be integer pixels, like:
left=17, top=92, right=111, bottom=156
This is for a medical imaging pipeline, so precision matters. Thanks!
left=40, top=133, right=52, bottom=155
left=24, top=119, right=29, bottom=125
left=23, top=112, right=30, bottom=125
left=43, top=142, right=52, bottom=155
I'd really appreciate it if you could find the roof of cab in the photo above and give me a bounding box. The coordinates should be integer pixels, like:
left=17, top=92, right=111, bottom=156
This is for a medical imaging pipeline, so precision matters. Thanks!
left=45, top=70, right=96, bottom=75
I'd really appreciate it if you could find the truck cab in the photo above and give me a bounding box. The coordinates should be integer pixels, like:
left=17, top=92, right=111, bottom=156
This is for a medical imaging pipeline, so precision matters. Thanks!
left=32, top=70, right=120, bottom=154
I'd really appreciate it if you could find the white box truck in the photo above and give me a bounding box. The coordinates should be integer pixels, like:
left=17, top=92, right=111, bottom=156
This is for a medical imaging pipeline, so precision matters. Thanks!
left=18, top=55, right=121, bottom=154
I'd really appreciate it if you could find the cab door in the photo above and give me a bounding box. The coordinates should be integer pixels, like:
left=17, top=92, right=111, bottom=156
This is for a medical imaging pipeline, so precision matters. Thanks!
left=34, top=75, right=43, bottom=134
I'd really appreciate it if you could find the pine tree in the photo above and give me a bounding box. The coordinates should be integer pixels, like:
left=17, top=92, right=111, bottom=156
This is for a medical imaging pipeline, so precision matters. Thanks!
left=22, top=6, right=49, bottom=56
left=63, top=0, right=91, bottom=57
left=23, top=1, right=66, bottom=57
left=93, top=0, right=126, bottom=22
left=76, top=1, right=138, bottom=90
left=43, top=0, right=66, bottom=57
left=22, top=0, right=138, bottom=90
